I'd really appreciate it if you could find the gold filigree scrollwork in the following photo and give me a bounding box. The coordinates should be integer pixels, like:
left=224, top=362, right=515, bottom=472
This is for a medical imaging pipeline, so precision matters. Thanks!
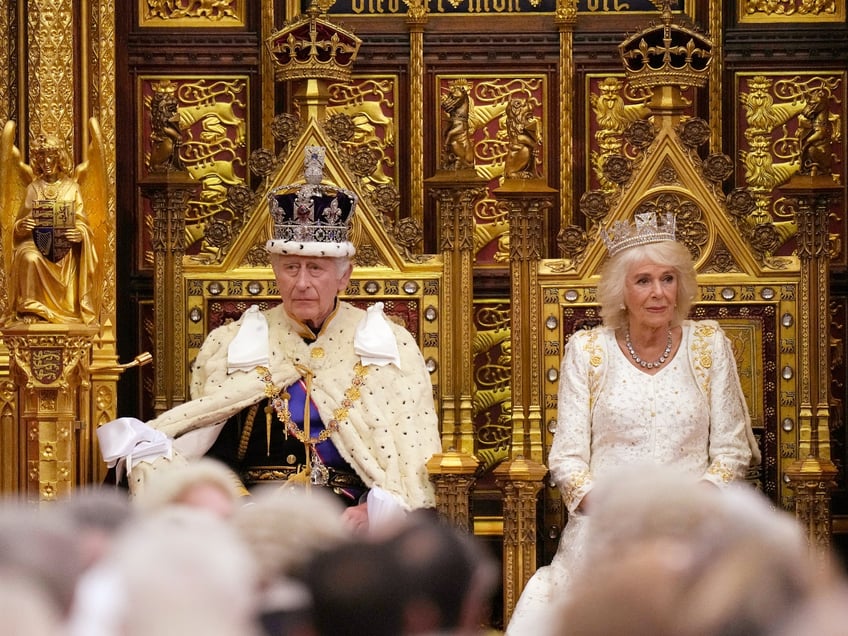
left=327, top=78, right=397, bottom=200
left=143, top=77, right=248, bottom=264
left=633, top=193, right=709, bottom=261
left=590, top=77, right=651, bottom=192
left=738, top=74, right=843, bottom=261
left=473, top=303, right=512, bottom=454
left=142, top=0, right=242, bottom=24
left=742, top=0, right=843, bottom=19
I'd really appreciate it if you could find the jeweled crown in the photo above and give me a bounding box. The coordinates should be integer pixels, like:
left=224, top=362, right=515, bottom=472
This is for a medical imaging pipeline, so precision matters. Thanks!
left=267, top=146, right=357, bottom=258
left=265, top=1, right=361, bottom=84
left=618, top=1, right=712, bottom=90
left=601, top=212, right=677, bottom=257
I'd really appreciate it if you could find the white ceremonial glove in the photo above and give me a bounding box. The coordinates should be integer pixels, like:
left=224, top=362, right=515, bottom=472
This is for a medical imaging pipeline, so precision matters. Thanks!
left=97, top=417, right=173, bottom=480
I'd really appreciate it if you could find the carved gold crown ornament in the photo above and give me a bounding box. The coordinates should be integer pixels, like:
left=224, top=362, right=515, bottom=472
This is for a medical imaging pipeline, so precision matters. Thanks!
left=618, top=1, right=712, bottom=90
left=600, top=212, right=678, bottom=257
left=265, top=0, right=362, bottom=84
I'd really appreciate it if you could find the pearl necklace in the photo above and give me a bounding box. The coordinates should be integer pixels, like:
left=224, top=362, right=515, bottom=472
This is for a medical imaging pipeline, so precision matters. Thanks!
left=624, top=327, right=673, bottom=369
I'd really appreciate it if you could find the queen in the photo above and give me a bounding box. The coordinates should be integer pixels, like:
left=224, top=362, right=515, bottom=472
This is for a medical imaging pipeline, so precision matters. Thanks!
left=506, top=212, right=760, bottom=635
left=10, top=134, right=98, bottom=324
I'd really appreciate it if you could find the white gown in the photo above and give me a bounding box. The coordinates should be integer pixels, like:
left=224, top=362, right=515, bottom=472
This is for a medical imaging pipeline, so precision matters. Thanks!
left=506, top=321, right=755, bottom=635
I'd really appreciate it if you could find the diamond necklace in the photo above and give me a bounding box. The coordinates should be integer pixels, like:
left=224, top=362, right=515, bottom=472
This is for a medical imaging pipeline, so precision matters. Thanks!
left=624, top=327, right=673, bottom=369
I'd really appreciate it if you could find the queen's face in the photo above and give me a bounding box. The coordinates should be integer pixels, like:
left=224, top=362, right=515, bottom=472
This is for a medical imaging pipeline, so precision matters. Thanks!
left=271, top=254, right=352, bottom=330
left=623, top=259, right=678, bottom=330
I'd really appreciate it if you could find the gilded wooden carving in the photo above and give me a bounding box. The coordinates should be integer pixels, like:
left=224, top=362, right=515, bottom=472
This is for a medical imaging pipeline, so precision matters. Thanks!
left=435, top=74, right=547, bottom=263
left=736, top=72, right=846, bottom=264
left=139, top=75, right=250, bottom=266
left=139, top=0, right=245, bottom=27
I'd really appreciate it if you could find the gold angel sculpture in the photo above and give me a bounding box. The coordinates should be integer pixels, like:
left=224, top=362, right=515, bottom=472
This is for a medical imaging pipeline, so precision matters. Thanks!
left=0, top=118, right=107, bottom=325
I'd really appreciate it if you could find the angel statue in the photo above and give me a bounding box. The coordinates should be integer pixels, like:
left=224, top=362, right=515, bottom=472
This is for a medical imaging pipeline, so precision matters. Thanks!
left=0, top=119, right=107, bottom=325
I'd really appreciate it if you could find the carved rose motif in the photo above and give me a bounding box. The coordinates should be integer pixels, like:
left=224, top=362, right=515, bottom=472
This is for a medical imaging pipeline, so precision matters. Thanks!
left=678, top=118, right=711, bottom=148
left=349, top=147, right=378, bottom=179
left=394, top=218, right=422, bottom=251
left=246, top=244, right=270, bottom=267
left=249, top=148, right=277, bottom=179
left=657, top=164, right=678, bottom=184
left=226, top=184, right=255, bottom=214
left=726, top=188, right=756, bottom=220
left=579, top=190, right=610, bottom=223
left=701, top=153, right=734, bottom=182
left=624, top=120, right=656, bottom=149
left=355, top=244, right=382, bottom=267
left=372, top=183, right=401, bottom=215
left=557, top=225, right=588, bottom=260
left=325, top=114, right=357, bottom=143
left=602, top=155, right=632, bottom=184
left=271, top=113, right=302, bottom=142
left=750, top=223, right=780, bottom=254
left=204, top=219, right=232, bottom=248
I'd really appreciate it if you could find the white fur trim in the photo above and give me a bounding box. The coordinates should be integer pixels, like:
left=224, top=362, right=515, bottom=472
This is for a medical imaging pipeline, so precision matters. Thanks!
left=265, top=239, right=355, bottom=258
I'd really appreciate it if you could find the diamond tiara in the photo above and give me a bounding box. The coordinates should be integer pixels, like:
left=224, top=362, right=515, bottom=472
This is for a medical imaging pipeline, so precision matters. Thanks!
left=600, top=212, right=677, bottom=257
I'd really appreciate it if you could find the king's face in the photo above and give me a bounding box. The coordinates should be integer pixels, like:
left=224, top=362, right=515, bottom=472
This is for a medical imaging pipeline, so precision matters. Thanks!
left=271, top=254, right=352, bottom=330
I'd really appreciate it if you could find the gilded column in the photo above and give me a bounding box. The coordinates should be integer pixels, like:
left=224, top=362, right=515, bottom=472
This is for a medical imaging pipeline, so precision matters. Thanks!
left=494, top=461, right=548, bottom=625
left=425, top=173, right=486, bottom=453
left=779, top=174, right=841, bottom=561
left=406, top=0, right=428, bottom=225
left=0, top=349, right=19, bottom=495
left=261, top=1, right=277, bottom=149
left=424, top=171, right=486, bottom=532
left=555, top=0, right=577, bottom=224
left=493, top=179, right=554, bottom=624
left=83, top=0, right=120, bottom=484
left=140, top=175, right=197, bottom=415
left=708, top=0, right=723, bottom=152
left=496, top=185, right=554, bottom=463
left=426, top=451, right=480, bottom=532
left=4, top=324, right=98, bottom=504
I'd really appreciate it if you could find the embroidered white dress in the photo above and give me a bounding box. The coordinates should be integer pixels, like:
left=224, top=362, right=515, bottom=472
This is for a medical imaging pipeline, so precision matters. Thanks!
left=506, top=320, right=755, bottom=636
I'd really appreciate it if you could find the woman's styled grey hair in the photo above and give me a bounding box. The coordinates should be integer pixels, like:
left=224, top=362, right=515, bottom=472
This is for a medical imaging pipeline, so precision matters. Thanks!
left=597, top=240, right=698, bottom=330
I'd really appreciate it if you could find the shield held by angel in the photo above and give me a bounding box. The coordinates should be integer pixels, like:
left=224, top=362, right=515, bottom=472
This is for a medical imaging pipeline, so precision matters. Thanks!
left=0, top=118, right=109, bottom=326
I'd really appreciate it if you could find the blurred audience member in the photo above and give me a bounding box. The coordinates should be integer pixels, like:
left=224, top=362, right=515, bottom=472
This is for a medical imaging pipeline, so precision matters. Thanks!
left=0, top=501, right=86, bottom=619
left=387, top=511, right=499, bottom=635
left=771, top=582, right=848, bottom=636
left=133, top=456, right=244, bottom=519
left=56, top=485, right=135, bottom=568
left=0, top=573, right=63, bottom=635
left=231, top=484, right=349, bottom=635
left=306, top=539, right=407, bottom=636
left=304, top=511, right=498, bottom=636
left=557, top=464, right=832, bottom=636
left=67, top=506, right=261, bottom=636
